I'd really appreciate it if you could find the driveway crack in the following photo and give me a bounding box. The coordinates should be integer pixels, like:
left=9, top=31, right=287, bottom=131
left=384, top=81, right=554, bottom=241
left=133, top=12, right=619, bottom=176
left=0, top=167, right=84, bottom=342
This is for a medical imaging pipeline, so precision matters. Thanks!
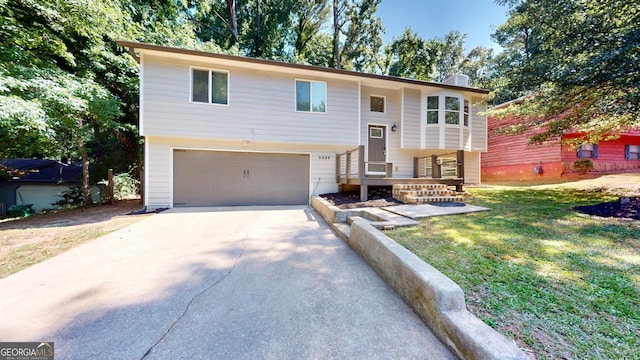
left=140, top=237, right=246, bottom=359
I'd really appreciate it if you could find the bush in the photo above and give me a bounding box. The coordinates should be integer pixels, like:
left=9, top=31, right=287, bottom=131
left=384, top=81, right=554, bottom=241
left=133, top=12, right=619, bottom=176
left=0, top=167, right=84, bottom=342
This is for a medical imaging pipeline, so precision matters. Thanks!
left=98, top=172, right=140, bottom=200
left=8, top=204, right=33, bottom=218
left=53, top=186, right=85, bottom=206
left=573, top=159, right=594, bottom=174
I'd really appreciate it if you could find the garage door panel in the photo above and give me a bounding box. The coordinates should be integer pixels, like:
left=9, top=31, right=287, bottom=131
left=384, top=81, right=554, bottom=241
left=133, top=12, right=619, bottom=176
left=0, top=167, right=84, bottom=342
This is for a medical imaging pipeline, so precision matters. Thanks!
left=173, top=150, right=309, bottom=206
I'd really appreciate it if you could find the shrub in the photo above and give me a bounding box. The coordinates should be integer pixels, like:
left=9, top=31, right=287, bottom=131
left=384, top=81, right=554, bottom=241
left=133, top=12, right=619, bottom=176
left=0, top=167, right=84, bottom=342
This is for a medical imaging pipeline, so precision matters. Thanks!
left=573, top=159, right=594, bottom=174
left=53, top=186, right=85, bottom=206
left=8, top=204, right=33, bottom=218
left=98, top=172, right=140, bottom=200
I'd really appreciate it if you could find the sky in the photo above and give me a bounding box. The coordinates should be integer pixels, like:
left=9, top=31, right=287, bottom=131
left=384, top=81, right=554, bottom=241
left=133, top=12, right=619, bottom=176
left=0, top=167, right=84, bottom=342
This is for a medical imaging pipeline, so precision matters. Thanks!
left=376, top=0, right=510, bottom=52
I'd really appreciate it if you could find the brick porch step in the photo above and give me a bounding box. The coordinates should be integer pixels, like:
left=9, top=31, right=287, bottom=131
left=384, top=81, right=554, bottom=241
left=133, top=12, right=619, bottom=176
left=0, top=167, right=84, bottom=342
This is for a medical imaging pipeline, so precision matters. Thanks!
left=392, top=184, right=466, bottom=204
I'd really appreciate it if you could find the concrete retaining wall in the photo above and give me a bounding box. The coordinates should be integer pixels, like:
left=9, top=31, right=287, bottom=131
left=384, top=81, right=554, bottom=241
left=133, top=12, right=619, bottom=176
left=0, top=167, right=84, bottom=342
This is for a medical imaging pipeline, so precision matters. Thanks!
left=349, top=221, right=528, bottom=360
left=311, top=196, right=527, bottom=359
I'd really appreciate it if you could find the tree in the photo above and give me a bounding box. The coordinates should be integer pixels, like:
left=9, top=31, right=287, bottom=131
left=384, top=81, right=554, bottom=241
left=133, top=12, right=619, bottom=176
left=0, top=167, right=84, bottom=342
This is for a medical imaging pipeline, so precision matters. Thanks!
left=292, top=0, right=329, bottom=58
left=341, top=0, right=384, bottom=72
left=433, top=31, right=466, bottom=81
left=329, top=0, right=384, bottom=71
left=457, top=46, right=495, bottom=88
left=386, top=28, right=441, bottom=80
left=490, top=0, right=640, bottom=144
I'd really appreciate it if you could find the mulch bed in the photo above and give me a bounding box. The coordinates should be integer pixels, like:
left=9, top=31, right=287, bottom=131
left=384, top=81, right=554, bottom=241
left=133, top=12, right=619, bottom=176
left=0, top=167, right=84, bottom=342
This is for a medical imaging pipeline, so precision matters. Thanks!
left=574, top=197, right=640, bottom=220
left=320, top=187, right=402, bottom=209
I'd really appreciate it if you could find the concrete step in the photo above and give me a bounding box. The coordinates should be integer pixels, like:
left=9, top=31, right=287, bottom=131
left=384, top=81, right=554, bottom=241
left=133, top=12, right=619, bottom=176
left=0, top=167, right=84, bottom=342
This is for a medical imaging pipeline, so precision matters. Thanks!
left=331, top=223, right=351, bottom=242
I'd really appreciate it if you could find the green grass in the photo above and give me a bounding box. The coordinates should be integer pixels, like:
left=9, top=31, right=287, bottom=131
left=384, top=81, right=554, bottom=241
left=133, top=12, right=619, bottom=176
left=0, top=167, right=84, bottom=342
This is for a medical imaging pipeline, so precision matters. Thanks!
left=387, top=187, right=640, bottom=359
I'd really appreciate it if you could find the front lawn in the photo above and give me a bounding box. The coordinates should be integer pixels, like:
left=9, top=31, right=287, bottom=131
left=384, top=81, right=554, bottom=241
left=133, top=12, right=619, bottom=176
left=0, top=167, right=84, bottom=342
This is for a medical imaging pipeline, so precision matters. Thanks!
left=387, top=187, right=639, bottom=359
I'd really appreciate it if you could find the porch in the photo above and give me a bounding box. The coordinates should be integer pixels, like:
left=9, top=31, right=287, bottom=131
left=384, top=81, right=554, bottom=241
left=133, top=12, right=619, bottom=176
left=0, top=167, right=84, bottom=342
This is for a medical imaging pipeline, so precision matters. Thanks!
left=335, top=146, right=465, bottom=201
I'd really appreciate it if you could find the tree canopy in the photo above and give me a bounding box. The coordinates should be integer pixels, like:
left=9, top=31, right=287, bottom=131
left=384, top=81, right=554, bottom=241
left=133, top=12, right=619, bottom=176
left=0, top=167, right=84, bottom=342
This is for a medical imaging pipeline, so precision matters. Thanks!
left=489, top=0, right=640, bottom=144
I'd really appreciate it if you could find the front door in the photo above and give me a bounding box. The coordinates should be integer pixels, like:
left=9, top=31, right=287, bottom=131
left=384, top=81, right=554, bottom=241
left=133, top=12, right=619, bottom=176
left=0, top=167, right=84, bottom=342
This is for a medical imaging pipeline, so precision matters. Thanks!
left=367, top=125, right=386, bottom=173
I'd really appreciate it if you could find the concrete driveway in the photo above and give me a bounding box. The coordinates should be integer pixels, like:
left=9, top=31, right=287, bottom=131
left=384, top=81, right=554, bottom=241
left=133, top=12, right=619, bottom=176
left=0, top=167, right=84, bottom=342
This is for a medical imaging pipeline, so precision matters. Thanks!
left=0, top=206, right=455, bottom=359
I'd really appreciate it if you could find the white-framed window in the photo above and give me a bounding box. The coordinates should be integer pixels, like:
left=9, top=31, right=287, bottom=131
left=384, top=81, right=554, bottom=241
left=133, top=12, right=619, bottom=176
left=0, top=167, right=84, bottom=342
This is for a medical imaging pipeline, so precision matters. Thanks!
left=445, top=96, right=460, bottom=125
left=296, top=80, right=326, bottom=113
left=191, top=68, right=228, bottom=105
left=370, top=95, right=385, bottom=113
left=370, top=127, right=383, bottom=138
left=625, top=145, right=640, bottom=160
left=578, top=144, right=598, bottom=159
left=463, top=99, right=469, bottom=127
left=426, top=96, right=439, bottom=124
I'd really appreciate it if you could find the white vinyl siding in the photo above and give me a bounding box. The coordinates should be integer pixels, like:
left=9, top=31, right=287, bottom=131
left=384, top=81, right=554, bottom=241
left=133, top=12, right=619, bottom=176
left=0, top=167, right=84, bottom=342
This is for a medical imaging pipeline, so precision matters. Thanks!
left=445, top=128, right=459, bottom=148
left=425, top=128, right=439, bottom=148
left=470, top=97, right=487, bottom=151
left=464, top=152, right=481, bottom=184
left=142, top=55, right=358, bottom=145
left=402, top=89, right=421, bottom=149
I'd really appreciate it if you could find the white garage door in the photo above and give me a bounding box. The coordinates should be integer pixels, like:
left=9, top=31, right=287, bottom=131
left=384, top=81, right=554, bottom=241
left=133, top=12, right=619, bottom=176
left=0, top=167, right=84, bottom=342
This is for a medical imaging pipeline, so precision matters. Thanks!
left=173, top=150, right=310, bottom=206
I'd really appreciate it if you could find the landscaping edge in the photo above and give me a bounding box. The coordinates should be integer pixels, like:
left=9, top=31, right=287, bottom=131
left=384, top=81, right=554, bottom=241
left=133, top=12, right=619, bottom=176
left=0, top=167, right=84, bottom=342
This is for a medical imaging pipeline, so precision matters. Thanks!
left=310, top=196, right=528, bottom=360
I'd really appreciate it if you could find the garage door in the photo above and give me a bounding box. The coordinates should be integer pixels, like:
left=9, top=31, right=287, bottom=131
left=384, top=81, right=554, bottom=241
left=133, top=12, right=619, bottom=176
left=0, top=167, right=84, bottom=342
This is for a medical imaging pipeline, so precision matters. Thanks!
left=173, top=150, right=310, bottom=206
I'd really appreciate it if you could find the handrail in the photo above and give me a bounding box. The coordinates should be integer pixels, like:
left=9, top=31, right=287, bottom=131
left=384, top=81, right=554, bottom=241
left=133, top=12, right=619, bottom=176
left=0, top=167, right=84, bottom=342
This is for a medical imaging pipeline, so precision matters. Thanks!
left=336, top=145, right=364, bottom=184
left=414, top=150, right=465, bottom=180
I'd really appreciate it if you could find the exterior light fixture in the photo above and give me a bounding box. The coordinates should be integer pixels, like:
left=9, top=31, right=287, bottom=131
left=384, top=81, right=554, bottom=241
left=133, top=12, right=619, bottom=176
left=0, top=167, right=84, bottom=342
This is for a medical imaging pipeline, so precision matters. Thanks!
left=391, top=123, right=397, bottom=132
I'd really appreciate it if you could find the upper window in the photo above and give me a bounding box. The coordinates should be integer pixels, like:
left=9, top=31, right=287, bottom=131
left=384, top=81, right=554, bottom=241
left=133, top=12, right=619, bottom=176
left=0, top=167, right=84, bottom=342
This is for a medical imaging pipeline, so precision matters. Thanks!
left=370, top=96, right=385, bottom=113
left=426, top=96, right=439, bottom=124
left=191, top=68, right=228, bottom=105
left=296, top=80, right=326, bottom=113
left=625, top=145, right=640, bottom=160
left=578, top=144, right=598, bottom=159
left=445, top=96, right=460, bottom=125
left=463, top=99, right=469, bottom=127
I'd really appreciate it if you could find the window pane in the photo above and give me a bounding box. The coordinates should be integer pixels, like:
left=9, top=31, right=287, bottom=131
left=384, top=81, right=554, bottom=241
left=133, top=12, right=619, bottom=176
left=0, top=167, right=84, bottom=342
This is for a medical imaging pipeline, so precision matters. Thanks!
left=445, top=96, right=460, bottom=110
left=427, top=111, right=438, bottom=124
left=445, top=111, right=459, bottom=124
left=192, top=69, right=209, bottom=103
left=296, top=81, right=310, bottom=111
left=370, top=96, right=384, bottom=112
left=427, top=96, right=438, bottom=109
left=312, top=81, right=326, bottom=112
left=210, top=71, right=228, bottom=104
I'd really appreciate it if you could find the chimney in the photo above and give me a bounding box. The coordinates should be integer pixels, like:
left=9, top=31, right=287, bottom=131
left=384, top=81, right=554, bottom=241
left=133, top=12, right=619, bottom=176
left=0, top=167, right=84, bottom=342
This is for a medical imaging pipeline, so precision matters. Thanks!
left=442, top=74, right=469, bottom=87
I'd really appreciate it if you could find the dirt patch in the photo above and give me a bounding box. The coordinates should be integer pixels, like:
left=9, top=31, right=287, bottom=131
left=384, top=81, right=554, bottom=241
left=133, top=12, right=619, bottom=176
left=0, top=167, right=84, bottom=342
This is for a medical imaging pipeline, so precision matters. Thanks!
left=320, top=186, right=402, bottom=209
left=0, top=199, right=151, bottom=278
left=574, top=197, right=640, bottom=220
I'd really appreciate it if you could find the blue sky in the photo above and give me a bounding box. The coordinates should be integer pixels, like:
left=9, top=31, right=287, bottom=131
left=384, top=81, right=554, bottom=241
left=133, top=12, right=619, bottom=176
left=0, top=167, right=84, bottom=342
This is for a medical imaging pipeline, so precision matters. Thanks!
left=376, top=0, right=510, bottom=52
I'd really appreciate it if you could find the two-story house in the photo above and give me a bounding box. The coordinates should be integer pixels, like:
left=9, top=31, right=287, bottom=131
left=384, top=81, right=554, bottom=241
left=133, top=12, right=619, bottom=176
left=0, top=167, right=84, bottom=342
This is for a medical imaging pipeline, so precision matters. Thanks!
left=118, top=41, right=489, bottom=209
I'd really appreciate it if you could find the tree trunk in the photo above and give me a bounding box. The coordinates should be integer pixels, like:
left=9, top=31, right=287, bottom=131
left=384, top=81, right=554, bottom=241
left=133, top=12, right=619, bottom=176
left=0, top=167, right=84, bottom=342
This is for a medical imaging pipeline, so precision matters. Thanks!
left=226, top=0, right=238, bottom=42
left=76, top=117, right=93, bottom=206
left=332, top=0, right=341, bottom=69
left=253, top=0, right=263, bottom=57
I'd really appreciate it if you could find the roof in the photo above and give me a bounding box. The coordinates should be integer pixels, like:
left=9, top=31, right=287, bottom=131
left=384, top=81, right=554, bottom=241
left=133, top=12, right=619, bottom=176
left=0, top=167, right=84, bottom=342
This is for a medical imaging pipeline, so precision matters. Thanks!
left=117, top=40, right=490, bottom=95
left=0, top=159, right=82, bottom=183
